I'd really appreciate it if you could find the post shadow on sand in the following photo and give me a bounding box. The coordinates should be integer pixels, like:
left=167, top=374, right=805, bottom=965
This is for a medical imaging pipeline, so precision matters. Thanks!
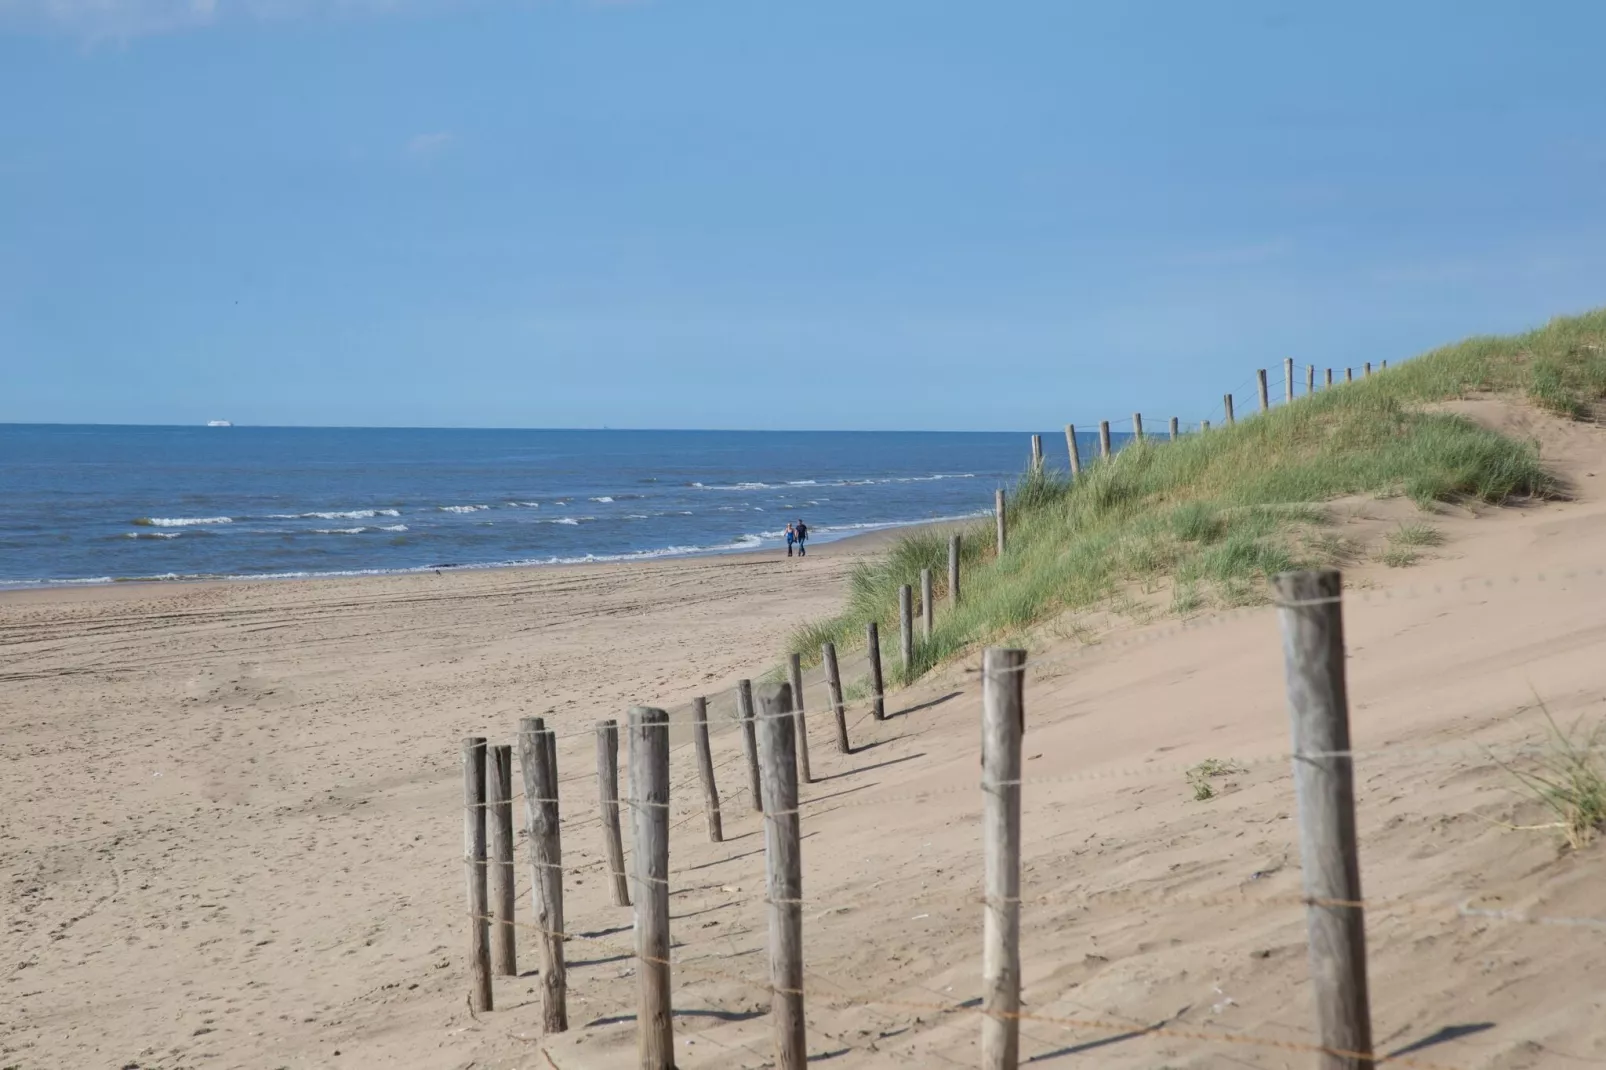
left=1388, top=1023, right=1495, bottom=1059
left=585, top=1006, right=769, bottom=1028
left=885, top=691, right=962, bottom=720
left=811, top=751, right=926, bottom=783
left=1020, top=1004, right=1192, bottom=1064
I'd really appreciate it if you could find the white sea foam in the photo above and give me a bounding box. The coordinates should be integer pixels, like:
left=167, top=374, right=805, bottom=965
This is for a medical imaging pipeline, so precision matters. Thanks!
left=690, top=473, right=974, bottom=491
left=124, top=531, right=181, bottom=539
left=313, top=527, right=367, bottom=535
left=505, top=501, right=541, bottom=508
left=133, top=516, right=233, bottom=527
left=590, top=496, right=614, bottom=503
left=378, top=524, right=408, bottom=532
left=439, top=504, right=489, bottom=513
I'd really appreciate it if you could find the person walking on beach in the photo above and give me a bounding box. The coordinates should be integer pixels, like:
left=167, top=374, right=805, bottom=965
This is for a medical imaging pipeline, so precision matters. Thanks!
left=795, top=518, right=808, bottom=557
left=785, top=522, right=796, bottom=557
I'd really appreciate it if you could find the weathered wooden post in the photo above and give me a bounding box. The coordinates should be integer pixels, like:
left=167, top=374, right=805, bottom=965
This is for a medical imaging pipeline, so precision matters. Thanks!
left=785, top=653, right=813, bottom=785
left=822, top=641, right=850, bottom=753
left=1169, top=416, right=1179, bottom=441
left=1030, top=434, right=1043, bottom=472
left=1346, top=368, right=1353, bottom=382
left=738, top=679, right=763, bottom=812
left=867, top=621, right=886, bottom=721
left=1285, top=356, right=1295, bottom=402
left=1273, top=570, right=1374, bottom=1070
left=757, top=683, right=806, bottom=1070
left=1098, top=420, right=1111, bottom=458
left=462, top=737, right=493, bottom=1013
left=1327, top=368, right=1334, bottom=387
left=994, top=489, right=1006, bottom=555
left=1380, top=360, right=1387, bottom=370
left=692, top=696, right=723, bottom=843
left=488, top=744, right=517, bottom=977
left=1064, top=424, right=1080, bottom=476
left=981, top=648, right=1026, bottom=1069
left=920, top=567, right=934, bottom=641
left=1132, top=412, right=1143, bottom=441
left=595, top=719, right=631, bottom=907
left=1364, top=361, right=1371, bottom=378
left=629, top=706, right=674, bottom=1069
left=899, top=583, right=914, bottom=672
left=948, top=533, right=962, bottom=606
left=520, top=718, right=567, bottom=1032
left=1224, top=394, right=1235, bottom=425
left=1307, top=364, right=1316, bottom=395
left=1258, top=368, right=1270, bottom=412
left=1202, top=419, right=1211, bottom=431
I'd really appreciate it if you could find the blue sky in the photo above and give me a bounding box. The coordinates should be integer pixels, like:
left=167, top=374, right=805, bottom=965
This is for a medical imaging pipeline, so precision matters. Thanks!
left=4, top=1, right=1606, bottom=430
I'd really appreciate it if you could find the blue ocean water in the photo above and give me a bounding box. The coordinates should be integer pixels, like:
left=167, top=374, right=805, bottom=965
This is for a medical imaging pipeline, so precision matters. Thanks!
left=0, top=425, right=1130, bottom=587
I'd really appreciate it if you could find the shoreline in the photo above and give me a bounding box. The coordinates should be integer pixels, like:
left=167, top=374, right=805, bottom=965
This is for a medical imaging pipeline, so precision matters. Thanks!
left=0, top=512, right=981, bottom=602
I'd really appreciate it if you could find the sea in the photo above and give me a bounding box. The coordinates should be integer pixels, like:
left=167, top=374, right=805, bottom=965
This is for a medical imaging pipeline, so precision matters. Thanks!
left=0, top=424, right=1131, bottom=589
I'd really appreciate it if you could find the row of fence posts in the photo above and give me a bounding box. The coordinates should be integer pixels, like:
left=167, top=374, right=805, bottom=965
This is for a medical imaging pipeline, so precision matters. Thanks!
left=458, top=540, right=972, bottom=1045
left=983, top=569, right=1373, bottom=1068
left=1006, top=360, right=1393, bottom=551
left=460, top=567, right=1372, bottom=1069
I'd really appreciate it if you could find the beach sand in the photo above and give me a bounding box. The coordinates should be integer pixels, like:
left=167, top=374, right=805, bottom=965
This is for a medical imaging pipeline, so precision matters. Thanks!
left=4, top=401, right=1605, bottom=1068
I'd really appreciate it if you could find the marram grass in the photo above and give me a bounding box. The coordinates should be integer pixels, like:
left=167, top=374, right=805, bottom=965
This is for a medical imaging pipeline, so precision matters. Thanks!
left=792, top=308, right=1606, bottom=685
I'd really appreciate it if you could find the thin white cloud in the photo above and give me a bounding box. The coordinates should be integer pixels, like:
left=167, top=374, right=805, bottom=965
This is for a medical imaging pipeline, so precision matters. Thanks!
left=0, top=0, right=451, bottom=40
left=1165, top=237, right=1293, bottom=269
left=405, top=130, right=454, bottom=160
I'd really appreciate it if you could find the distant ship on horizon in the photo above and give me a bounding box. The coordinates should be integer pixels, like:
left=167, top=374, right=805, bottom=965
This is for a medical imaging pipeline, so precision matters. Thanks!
left=207, top=420, right=233, bottom=427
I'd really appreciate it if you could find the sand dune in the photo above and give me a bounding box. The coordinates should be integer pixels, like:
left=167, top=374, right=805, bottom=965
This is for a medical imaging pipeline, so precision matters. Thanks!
left=4, top=402, right=1605, bottom=1069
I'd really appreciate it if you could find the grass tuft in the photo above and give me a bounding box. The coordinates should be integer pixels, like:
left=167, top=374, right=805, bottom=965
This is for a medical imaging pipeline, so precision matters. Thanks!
left=1388, top=522, right=1444, bottom=548
left=1498, top=703, right=1606, bottom=850
left=1186, top=758, right=1242, bottom=801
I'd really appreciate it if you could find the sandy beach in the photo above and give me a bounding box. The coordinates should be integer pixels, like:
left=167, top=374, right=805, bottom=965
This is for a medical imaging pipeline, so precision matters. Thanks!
left=5, top=402, right=1606, bottom=1069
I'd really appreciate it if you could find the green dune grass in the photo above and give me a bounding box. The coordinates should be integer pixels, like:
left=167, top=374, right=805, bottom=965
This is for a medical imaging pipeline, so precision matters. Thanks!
left=792, top=308, right=1606, bottom=685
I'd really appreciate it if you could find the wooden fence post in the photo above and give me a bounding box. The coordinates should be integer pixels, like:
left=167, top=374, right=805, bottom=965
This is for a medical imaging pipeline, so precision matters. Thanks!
left=1064, top=424, right=1080, bottom=476
left=1098, top=420, right=1111, bottom=458
left=995, top=489, right=1006, bottom=555
left=921, top=566, right=934, bottom=641
left=488, top=744, right=517, bottom=977
left=1030, top=434, right=1042, bottom=472
left=1202, top=419, right=1211, bottom=432
left=1224, top=394, right=1235, bottom=425
left=1169, top=416, right=1179, bottom=441
left=822, top=641, right=850, bottom=753
left=1346, top=368, right=1353, bottom=382
left=1380, top=360, right=1387, bottom=370
left=1363, top=361, right=1371, bottom=378
left=1327, top=368, right=1334, bottom=387
left=462, top=737, right=493, bottom=1013
left=757, top=683, right=806, bottom=1070
left=1272, top=570, right=1374, bottom=1070
left=629, top=706, right=674, bottom=1069
left=786, top=653, right=813, bottom=785
left=1307, top=364, right=1316, bottom=395
left=1258, top=368, right=1270, bottom=412
left=981, top=648, right=1025, bottom=1070
left=948, top=533, right=962, bottom=606
left=595, top=720, right=631, bottom=907
left=1285, top=356, right=1295, bottom=402
left=692, top=696, right=723, bottom=843
left=1132, top=412, right=1143, bottom=441
left=738, top=679, right=764, bottom=812
left=899, top=583, right=914, bottom=672
left=519, top=718, right=567, bottom=1032
left=867, top=621, right=886, bottom=721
